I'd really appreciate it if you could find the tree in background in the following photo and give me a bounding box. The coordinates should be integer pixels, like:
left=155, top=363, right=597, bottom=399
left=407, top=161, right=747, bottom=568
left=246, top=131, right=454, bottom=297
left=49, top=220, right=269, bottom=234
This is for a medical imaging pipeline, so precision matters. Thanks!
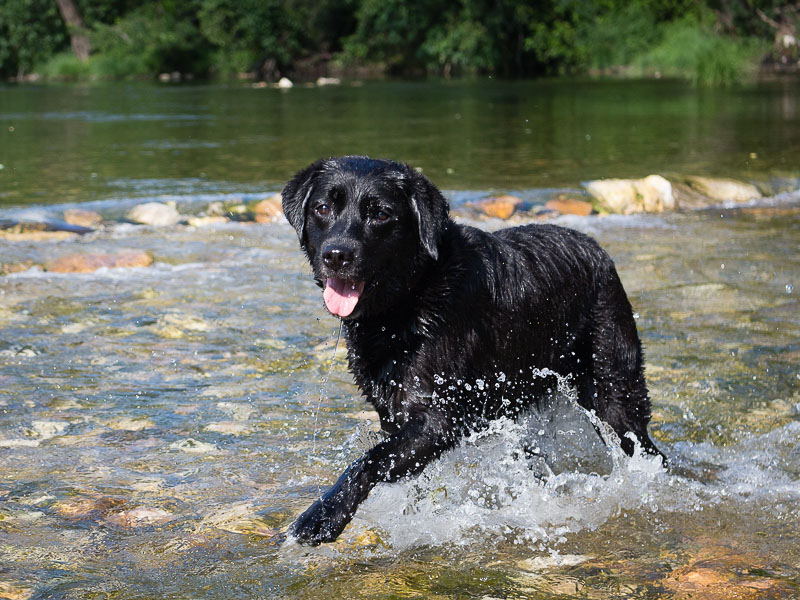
left=55, top=0, right=91, bottom=61
left=0, top=0, right=796, bottom=83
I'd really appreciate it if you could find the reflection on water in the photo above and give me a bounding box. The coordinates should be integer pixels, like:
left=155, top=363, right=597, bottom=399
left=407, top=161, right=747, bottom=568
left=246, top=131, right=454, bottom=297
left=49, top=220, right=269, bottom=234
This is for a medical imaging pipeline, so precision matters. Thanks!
left=2, top=78, right=800, bottom=207
left=1, top=200, right=798, bottom=597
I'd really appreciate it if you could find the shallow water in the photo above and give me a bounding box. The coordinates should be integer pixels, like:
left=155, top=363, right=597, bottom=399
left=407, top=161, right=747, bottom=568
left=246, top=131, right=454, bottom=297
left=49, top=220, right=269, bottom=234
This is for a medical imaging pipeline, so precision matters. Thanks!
left=1, top=80, right=800, bottom=598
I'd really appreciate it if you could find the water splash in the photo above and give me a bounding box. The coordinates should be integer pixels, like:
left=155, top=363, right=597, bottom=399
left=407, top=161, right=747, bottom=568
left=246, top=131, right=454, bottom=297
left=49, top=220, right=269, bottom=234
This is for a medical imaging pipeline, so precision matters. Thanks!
left=349, top=372, right=667, bottom=551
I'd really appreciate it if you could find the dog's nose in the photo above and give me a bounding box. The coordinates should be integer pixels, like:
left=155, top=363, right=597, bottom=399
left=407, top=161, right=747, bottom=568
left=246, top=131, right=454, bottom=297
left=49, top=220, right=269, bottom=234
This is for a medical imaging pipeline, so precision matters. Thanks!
left=322, top=246, right=354, bottom=272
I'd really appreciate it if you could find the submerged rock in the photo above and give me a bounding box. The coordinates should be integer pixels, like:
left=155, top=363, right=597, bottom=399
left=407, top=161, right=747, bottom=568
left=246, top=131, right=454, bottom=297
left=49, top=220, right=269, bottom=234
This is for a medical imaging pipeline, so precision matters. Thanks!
left=151, top=313, right=213, bottom=338
left=585, top=175, right=675, bottom=214
left=126, top=202, right=181, bottom=226
left=104, top=507, right=175, bottom=528
left=45, top=251, right=153, bottom=273
left=663, top=545, right=790, bottom=599
left=0, top=581, right=32, bottom=600
left=63, top=208, right=103, bottom=228
left=52, top=495, right=124, bottom=521
left=0, top=261, right=35, bottom=275
left=169, top=438, right=217, bottom=453
left=252, top=194, right=283, bottom=223
left=186, top=215, right=229, bottom=227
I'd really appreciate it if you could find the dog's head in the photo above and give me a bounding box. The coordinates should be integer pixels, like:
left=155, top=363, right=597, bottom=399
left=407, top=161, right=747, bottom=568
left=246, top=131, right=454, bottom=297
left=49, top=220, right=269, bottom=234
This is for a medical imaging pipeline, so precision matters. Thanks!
left=282, top=156, right=450, bottom=319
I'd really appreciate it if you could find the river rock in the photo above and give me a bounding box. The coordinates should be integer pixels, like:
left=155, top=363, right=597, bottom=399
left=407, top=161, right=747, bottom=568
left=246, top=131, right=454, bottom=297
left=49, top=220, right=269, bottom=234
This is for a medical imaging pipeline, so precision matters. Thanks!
left=663, top=545, right=789, bottom=599
left=1, top=261, right=35, bottom=275
left=685, top=176, right=762, bottom=203
left=585, top=175, right=675, bottom=214
left=105, top=507, right=175, bottom=528
left=45, top=250, right=153, bottom=273
left=252, top=194, right=283, bottom=223
left=187, top=215, right=229, bottom=227
left=544, top=197, right=594, bottom=216
left=473, top=194, right=523, bottom=219
left=63, top=208, right=103, bottom=228
left=126, top=202, right=181, bottom=226
left=0, top=581, right=32, bottom=600
left=277, top=77, right=293, bottom=89
left=52, top=495, right=124, bottom=521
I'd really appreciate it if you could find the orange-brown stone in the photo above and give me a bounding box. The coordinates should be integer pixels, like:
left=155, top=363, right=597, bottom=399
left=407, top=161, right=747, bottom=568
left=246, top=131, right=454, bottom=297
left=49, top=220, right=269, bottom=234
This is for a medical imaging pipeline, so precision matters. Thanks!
left=46, top=251, right=153, bottom=273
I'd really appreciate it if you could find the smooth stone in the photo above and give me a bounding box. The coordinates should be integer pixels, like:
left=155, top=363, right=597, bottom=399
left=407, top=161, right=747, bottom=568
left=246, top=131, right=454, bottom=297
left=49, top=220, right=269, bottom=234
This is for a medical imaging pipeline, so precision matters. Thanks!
left=126, top=202, right=181, bottom=226
left=686, top=176, right=762, bottom=203
left=252, top=194, right=283, bottom=223
left=544, top=197, right=594, bottom=216
left=45, top=250, right=153, bottom=273
left=316, top=77, right=341, bottom=86
left=186, top=215, right=229, bottom=227
left=585, top=175, right=675, bottom=214
left=205, top=421, right=250, bottom=435
left=473, top=194, right=523, bottom=219
left=277, top=77, right=293, bottom=88
left=63, top=208, right=103, bottom=228
left=107, top=417, right=155, bottom=431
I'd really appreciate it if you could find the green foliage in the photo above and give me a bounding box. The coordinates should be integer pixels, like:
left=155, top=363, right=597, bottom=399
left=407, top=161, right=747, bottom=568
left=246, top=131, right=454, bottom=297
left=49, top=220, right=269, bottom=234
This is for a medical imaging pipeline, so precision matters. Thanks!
left=0, top=0, right=788, bottom=84
left=0, top=0, right=69, bottom=77
left=90, top=2, right=209, bottom=77
left=198, top=0, right=303, bottom=76
left=638, top=14, right=768, bottom=85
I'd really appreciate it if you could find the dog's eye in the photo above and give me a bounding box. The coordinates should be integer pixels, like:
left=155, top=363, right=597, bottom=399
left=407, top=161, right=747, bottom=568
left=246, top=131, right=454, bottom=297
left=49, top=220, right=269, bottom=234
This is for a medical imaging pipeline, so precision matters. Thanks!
left=315, top=203, right=331, bottom=216
left=374, top=209, right=391, bottom=222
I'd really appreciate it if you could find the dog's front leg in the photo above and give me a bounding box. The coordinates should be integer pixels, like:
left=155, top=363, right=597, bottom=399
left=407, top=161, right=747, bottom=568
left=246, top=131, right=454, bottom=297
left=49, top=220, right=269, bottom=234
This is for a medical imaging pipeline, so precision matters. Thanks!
left=289, top=409, right=455, bottom=545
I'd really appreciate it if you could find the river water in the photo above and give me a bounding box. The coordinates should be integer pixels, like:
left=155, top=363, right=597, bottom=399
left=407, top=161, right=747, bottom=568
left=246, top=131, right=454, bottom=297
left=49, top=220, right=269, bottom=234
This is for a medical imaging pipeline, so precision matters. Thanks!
left=1, top=79, right=799, bottom=598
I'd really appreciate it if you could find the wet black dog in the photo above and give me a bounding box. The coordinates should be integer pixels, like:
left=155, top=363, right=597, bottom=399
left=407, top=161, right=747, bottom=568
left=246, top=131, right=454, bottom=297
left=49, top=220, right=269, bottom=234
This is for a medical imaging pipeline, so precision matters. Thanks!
left=282, top=156, right=663, bottom=545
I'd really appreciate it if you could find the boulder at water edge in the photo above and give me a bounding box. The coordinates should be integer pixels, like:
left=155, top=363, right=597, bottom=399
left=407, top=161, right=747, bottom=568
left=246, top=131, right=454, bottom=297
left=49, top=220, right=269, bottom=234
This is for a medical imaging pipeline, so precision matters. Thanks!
left=685, top=176, right=762, bottom=203
left=126, top=202, right=181, bottom=226
left=585, top=175, right=675, bottom=214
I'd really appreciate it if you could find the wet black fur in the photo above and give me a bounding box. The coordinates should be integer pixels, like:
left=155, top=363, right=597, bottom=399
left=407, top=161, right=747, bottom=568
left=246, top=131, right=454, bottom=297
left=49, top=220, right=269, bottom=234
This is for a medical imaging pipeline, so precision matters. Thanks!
left=282, top=156, right=664, bottom=545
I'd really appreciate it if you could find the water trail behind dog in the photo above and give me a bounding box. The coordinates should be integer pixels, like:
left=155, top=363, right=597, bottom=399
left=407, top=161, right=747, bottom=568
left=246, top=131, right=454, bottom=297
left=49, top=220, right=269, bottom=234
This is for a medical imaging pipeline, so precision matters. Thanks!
left=312, top=322, right=344, bottom=499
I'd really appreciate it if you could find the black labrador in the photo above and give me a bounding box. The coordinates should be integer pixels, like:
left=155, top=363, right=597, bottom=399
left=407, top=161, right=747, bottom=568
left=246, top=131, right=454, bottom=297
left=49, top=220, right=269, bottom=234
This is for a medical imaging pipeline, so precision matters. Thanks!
left=282, top=156, right=664, bottom=545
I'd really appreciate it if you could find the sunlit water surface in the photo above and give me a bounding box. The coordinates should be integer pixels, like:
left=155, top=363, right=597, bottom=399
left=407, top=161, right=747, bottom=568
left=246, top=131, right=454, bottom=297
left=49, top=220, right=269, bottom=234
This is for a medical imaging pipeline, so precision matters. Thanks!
left=1, top=80, right=799, bottom=598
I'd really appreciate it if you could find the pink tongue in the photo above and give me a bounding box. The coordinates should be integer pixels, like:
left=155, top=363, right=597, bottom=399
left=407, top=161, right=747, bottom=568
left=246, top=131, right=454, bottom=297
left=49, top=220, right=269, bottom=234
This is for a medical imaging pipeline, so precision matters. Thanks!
left=323, top=278, right=365, bottom=317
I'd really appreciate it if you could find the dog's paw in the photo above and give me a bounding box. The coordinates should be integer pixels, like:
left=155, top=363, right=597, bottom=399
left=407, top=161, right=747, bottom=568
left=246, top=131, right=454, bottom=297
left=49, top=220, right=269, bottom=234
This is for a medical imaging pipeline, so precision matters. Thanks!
left=289, top=498, right=349, bottom=545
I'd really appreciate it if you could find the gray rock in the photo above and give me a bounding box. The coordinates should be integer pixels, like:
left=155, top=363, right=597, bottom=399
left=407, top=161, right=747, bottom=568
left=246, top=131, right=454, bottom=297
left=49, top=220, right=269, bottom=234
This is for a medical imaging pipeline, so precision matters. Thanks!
left=126, top=202, right=181, bottom=226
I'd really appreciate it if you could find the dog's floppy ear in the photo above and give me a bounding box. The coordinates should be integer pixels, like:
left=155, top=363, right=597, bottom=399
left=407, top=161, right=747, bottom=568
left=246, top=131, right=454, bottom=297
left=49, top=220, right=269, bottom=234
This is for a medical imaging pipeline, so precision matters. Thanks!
left=408, top=168, right=450, bottom=260
left=282, top=160, right=322, bottom=245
